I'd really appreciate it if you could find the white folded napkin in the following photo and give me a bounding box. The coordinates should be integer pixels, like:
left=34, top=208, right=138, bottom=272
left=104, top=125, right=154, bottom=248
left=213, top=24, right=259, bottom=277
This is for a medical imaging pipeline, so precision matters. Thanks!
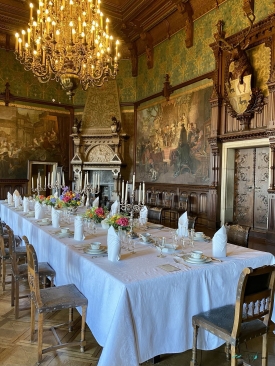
left=212, top=225, right=227, bottom=258
left=178, top=211, right=188, bottom=237
left=13, top=189, right=20, bottom=198
left=111, top=200, right=119, bottom=216
left=51, top=208, right=60, bottom=228
left=14, top=196, right=20, bottom=208
left=107, top=225, right=121, bottom=262
left=139, top=205, right=148, bottom=225
left=74, top=215, right=84, bottom=241
left=7, top=192, right=13, bottom=204
left=35, top=201, right=44, bottom=220
left=23, top=197, right=29, bottom=213
left=93, top=197, right=99, bottom=208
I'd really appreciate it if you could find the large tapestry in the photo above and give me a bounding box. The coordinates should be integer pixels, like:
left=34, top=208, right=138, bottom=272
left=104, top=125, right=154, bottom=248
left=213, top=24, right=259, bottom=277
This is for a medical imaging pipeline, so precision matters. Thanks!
left=0, top=106, right=69, bottom=179
left=136, top=83, right=212, bottom=185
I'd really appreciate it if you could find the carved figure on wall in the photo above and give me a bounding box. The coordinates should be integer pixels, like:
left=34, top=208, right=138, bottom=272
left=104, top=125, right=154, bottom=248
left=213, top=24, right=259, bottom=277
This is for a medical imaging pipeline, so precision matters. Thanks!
left=72, top=118, right=82, bottom=134
left=110, top=116, right=121, bottom=133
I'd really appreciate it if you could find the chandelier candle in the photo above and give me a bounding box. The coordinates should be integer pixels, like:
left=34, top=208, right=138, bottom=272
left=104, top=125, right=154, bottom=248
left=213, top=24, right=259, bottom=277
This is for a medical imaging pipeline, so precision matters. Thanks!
left=14, top=0, right=120, bottom=95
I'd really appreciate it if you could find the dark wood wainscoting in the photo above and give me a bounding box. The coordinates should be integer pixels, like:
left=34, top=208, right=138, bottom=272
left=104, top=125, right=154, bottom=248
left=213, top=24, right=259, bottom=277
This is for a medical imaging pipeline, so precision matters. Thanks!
left=144, top=184, right=215, bottom=229
left=0, top=180, right=28, bottom=200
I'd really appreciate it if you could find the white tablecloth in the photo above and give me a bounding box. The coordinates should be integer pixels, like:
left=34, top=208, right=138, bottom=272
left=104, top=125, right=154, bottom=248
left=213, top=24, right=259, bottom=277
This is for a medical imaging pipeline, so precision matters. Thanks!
left=1, top=201, right=275, bottom=366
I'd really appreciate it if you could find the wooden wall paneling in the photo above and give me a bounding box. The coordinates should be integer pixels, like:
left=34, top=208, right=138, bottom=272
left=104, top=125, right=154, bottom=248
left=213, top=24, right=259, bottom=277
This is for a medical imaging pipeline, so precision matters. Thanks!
left=0, top=181, right=28, bottom=200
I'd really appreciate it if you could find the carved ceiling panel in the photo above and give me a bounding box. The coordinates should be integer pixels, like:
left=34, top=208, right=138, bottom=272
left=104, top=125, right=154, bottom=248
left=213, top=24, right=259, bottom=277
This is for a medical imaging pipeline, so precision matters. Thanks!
left=0, top=0, right=226, bottom=58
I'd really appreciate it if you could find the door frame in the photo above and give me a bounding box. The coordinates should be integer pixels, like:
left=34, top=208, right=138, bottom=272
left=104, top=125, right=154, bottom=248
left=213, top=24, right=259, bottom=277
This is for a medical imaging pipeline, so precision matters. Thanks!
left=220, top=138, right=270, bottom=226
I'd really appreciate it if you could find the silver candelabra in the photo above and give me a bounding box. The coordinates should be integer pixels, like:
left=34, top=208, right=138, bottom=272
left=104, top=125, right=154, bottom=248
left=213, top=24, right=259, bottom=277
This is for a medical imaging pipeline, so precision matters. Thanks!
left=120, top=190, right=144, bottom=239
left=31, top=184, right=46, bottom=197
left=47, top=180, right=66, bottom=195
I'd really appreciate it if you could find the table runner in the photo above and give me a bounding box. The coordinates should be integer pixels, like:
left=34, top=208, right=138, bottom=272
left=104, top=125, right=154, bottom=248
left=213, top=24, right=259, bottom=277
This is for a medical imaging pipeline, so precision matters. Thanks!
left=1, top=201, right=275, bottom=366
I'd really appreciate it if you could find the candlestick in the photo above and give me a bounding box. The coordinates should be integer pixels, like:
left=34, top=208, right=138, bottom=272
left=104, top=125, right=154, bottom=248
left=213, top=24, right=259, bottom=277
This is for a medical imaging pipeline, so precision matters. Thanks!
left=120, top=183, right=145, bottom=239
left=132, top=173, right=135, bottom=194
left=121, top=179, right=124, bottom=201
left=125, top=181, right=128, bottom=202
left=138, top=183, right=141, bottom=203
left=62, top=172, right=65, bottom=186
left=142, top=181, right=145, bottom=203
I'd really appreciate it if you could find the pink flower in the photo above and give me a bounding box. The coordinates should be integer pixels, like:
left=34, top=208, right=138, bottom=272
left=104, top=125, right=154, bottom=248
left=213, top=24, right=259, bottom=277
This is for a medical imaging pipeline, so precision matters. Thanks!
left=116, top=217, right=129, bottom=227
left=95, top=207, right=104, bottom=216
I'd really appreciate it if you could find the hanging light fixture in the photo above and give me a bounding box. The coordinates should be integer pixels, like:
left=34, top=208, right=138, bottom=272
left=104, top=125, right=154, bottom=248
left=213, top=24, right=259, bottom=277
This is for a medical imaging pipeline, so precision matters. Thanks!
left=14, top=1, right=120, bottom=97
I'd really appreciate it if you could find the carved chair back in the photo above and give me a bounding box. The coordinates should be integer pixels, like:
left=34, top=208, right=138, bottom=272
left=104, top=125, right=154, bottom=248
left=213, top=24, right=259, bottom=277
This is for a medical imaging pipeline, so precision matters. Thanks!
left=232, top=265, right=275, bottom=339
left=162, top=192, right=175, bottom=209
left=226, top=223, right=250, bottom=248
left=26, top=243, right=43, bottom=308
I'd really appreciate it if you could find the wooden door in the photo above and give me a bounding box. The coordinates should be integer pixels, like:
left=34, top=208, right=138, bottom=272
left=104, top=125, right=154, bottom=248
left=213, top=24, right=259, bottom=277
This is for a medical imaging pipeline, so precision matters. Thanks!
left=234, top=147, right=269, bottom=230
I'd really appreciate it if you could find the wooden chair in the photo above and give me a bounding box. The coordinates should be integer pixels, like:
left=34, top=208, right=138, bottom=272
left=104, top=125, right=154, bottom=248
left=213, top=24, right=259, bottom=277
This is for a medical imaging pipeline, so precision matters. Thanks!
left=161, top=192, right=178, bottom=224
left=177, top=194, right=188, bottom=215
left=27, top=243, right=88, bottom=363
left=0, top=235, right=12, bottom=291
left=148, top=207, right=163, bottom=224
left=225, top=223, right=251, bottom=248
left=7, top=230, right=56, bottom=319
left=190, top=265, right=275, bottom=366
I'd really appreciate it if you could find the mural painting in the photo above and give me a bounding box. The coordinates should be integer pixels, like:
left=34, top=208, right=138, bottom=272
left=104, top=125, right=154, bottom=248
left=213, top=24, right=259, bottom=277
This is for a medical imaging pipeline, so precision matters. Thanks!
left=136, top=84, right=212, bottom=185
left=0, top=106, right=65, bottom=179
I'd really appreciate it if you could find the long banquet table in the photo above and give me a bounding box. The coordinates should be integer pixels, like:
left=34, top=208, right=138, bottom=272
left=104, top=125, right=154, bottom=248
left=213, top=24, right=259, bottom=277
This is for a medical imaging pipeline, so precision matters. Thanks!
left=1, top=201, right=275, bottom=366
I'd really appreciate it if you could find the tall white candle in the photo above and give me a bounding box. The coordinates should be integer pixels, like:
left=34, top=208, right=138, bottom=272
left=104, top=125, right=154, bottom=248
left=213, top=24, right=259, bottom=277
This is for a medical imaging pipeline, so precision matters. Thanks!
left=121, top=179, right=124, bottom=201
left=97, top=173, right=100, bottom=189
left=62, top=172, right=65, bottom=186
left=92, top=173, right=95, bottom=188
left=51, top=172, right=53, bottom=186
left=31, top=177, right=34, bottom=189
left=48, top=172, right=50, bottom=185
left=138, top=183, right=141, bottom=202
left=125, top=181, right=128, bottom=202
left=79, top=171, right=82, bottom=190
left=132, top=173, right=135, bottom=193
left=44, top=176, right=46, bottom=187
left=142, top=181, right=145, bottom=203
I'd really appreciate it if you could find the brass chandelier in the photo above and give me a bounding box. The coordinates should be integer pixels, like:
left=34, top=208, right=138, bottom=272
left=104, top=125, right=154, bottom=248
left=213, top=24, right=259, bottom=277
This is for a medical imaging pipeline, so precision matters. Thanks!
left=15, top=1, right=120, bottom=97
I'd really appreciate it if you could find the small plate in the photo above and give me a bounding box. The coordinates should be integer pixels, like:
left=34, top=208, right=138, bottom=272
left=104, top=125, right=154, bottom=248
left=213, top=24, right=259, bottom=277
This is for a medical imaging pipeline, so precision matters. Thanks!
left=183, top=255, right=212, bottom=264
left=56, top=231, right=74, bottom=238
left=84, top=246, right=107, bottom=255
left=37, top=220, right=51, bottom=226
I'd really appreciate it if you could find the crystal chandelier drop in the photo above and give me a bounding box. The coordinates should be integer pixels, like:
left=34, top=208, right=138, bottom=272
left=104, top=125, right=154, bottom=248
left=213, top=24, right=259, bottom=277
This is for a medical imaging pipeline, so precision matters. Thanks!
left=15, top=1, right=120, bottom=97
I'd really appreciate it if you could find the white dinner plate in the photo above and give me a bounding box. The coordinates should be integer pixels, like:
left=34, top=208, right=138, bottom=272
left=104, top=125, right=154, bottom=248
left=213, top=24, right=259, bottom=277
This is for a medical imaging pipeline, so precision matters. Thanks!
left=84, top=246, right=107, bottom=255
left=37, top=220, right=51, bottom=226
left=183, top=255, right=212, bottom=264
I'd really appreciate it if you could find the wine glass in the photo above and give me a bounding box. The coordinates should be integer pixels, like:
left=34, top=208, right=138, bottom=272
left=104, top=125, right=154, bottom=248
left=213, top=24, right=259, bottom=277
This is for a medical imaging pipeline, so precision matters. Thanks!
left=157, top=237, right=166, bottom=258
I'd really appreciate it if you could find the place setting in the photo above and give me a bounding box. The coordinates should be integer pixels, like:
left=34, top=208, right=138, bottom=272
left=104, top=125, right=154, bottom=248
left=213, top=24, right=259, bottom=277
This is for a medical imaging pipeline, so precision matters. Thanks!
left=83, top=242, right=108, bottom=256
left=52, top=227, right=74, bottom=238
left=36, top=218, right=52, bottom=226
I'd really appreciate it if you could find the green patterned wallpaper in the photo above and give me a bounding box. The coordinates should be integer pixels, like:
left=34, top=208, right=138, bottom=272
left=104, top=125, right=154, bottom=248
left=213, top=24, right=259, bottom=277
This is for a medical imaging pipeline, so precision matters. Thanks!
left=0, top=49, right=87, bottom=105
left=0, top=0, right=274, bottom=104
left=117, top=0, right=275, bottom=102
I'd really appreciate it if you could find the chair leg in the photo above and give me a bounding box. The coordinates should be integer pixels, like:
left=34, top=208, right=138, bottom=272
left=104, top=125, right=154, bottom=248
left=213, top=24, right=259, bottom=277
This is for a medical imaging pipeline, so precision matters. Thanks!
left=225, top=342, right=230, bottom=360
left=190, top=324, right=199, bottom=366
left=262, top=333, right=268, bottom=366
left=14, top=279, right=19, bottom=319
left=30, top=299, right=36, bottom=342
left=11, top=275, right=15, bottom=307
left=37, top=312, right=44, bottom=363
left=231, top=345, right=238, bottom=366
left=69, top=308, right=73, bottom=332
left=1, top=259, right=5, bottom=291
left=80, top=305, right=87, bottom=352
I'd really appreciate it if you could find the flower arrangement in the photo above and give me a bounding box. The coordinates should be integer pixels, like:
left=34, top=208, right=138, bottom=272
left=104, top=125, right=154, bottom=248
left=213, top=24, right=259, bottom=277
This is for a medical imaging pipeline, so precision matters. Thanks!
left=83, top=206, right=109, bottom=224
left=44, top=195, right=58, bottom=207
left=59, top=187, right=81, bottom=208
left=106, top=214, right=130, bottom=231
left=35, top=195, right=46, bottom=204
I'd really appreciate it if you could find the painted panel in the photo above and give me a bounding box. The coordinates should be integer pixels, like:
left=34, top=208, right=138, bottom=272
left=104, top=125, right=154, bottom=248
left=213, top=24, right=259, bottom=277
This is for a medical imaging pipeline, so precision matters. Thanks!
left=136, top=82, right=212, bottom=185
left=0, top=105, right=70, bottom=179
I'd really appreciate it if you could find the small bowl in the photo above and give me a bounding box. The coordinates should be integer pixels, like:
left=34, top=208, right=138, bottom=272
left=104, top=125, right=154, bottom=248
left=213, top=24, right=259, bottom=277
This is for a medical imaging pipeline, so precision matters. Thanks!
left=91, top=242, right=101, bottom=250
left=195, top=232, right=204, bottom=237
left=191, top=250, right=203, bottom=259
left=61, top=227, right=70, bottom=234
left=28, top=211, right=35, bottom=216
left=42, top=218, right=50, bottom=223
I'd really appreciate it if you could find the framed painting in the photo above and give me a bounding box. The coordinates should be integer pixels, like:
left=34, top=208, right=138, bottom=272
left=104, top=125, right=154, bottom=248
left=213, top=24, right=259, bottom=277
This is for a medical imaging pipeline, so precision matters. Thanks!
left=136, top=81, right=213, bottom=185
